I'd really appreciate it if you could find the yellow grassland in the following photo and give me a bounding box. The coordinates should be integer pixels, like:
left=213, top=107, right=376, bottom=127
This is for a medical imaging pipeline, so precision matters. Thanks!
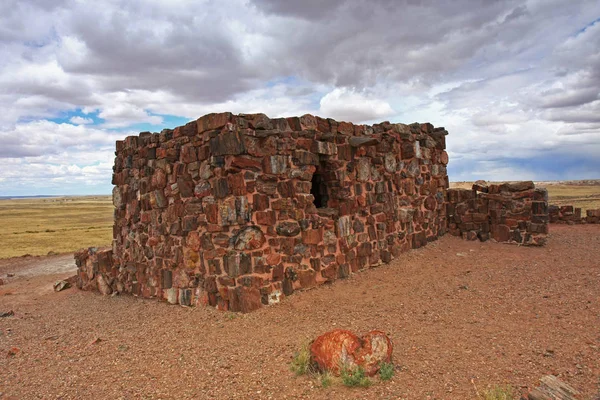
left=0, top=196, right=113, bottom=259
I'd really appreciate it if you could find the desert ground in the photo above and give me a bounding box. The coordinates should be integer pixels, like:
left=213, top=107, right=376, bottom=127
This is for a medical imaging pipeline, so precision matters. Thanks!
left=0, top=183, right=599, bottom=399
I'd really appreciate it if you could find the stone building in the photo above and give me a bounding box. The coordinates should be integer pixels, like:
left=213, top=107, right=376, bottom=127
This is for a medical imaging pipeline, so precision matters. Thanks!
left=76, top=112, right=451, bottom=312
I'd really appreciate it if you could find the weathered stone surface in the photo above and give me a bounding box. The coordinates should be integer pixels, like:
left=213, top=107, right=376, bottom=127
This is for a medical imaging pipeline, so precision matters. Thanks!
left=310, top=329, right=393, bottom=376
left=264, top=155, right=289, bottom=174
left=53, top=278, right=73, bottom=292
left=194, top=181, right=212, bottom=198
left=401, top=142, right=415, bottom=159
left=336, top=216, right=352, bottom=237
left=97, top=274, right=112, bottom=295
left=197, top=112, right=232, bottom=133
left=354, top=331, right=394, bottom=376
left=472, top=180, right=488, bottom=193
left=293, top=150, right=319, bottom=166
left=209, top=131, right=246, bottom=156
left=357, top=158, right=371, bottom=181
left=276, top=222, right=301, bottom=237
left=526, top=375, right=582, bottom=400
left=349, top=137, right=380, bottom=147
left=234, top=226, right=265, bottom=250
left=112, top=187, right=124, bottom=209
left=314, top=141, right=337, bottom=155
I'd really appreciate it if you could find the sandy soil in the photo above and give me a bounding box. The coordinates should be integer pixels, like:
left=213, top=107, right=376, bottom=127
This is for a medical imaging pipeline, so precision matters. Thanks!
left=1, top=225, right=599, bottom=399
left=0, top=254, right=76, bottom=280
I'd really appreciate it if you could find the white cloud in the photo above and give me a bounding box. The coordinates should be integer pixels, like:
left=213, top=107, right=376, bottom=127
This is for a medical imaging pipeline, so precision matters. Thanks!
left=319, top=88, right=395, bottom=123
left=0, top=120, right=127, bottom=194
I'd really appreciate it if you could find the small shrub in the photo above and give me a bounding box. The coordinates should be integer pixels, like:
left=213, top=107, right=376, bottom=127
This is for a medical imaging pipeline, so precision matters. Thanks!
left=378, top=362, right=395, bottom=381
left=224, top=312, right=236, bottom=321
left=482, top=385, right=514, bottom=400
left=290, top=342, right=314, bottom=376
left=320, top=372, right=333, bottom=388
left=340, top=365, right=372, bottom=388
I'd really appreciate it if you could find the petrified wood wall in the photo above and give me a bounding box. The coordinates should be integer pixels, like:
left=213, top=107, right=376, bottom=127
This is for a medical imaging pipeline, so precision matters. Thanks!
left=548, top=205, right=600, bottom=224
left=76, top=112, right=450, bottom=312
left=446, top=181, right=548, bottom=246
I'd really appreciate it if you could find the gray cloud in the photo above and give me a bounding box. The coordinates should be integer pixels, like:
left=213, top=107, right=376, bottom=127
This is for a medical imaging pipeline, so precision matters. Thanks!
left=1, top=0, right=600, bottom=193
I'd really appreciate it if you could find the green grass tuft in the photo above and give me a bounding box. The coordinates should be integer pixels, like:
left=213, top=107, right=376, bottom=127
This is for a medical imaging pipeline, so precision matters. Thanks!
left=340, top=365, right=372, bottom=388
left=378, top=362, right=395, bottom=381
left=290, top=342, right=314, bottom=376
left=320, top=371, right=333, bottom=388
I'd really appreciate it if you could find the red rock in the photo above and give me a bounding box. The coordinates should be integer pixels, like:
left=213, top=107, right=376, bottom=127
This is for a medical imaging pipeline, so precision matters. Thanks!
left=256, top=210, right=276, bottom=226
left=180, top=144, right=197, bottom=163
left=302, top=228, right=323, bottom=245
left=196, top=112, right=232, bottom=133
left=296, top=269, right=317, bottom=288
left=97, top=274, right=112, bottom=295
left=299, top=114, right=317, bottom=130
left=266, top=253, right=281, bottom=265
left=230, top=286, right=262, bottom=313
left=234, top=226, right=265, bottom=250
left=229, top=156, right=262, bottom=170
left=186, top=231, right=201, bottom=252
left=227, top=173, right=246, bottom=196
left=310, top=330, right=361, bottom=373
left=310, top=329, right=393, bottom=376
left=440, top=151, right=449, bottom=165
left=353, top=331, right=394, bottom=376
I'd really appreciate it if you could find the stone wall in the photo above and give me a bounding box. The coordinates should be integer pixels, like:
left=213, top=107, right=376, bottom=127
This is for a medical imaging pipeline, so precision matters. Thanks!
left=549, top=205, right=600, bottom=224
left=586, top=209, right=600, bottom=223
left=76, top=112, right=450, bottom=312
left=446, top=181, right=548, bottom=246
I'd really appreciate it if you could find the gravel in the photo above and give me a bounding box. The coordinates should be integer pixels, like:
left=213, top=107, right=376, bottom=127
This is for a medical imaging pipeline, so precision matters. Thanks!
left=1, top=224, right=599, bottom=399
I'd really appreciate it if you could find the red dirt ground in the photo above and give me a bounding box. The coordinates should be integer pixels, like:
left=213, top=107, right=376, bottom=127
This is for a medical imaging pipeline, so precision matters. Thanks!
left=1, top=225, right=599, bottom=399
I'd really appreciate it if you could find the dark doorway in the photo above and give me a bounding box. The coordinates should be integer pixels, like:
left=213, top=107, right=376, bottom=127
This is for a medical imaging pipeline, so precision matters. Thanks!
left=310, top=172, right=328, bottom=208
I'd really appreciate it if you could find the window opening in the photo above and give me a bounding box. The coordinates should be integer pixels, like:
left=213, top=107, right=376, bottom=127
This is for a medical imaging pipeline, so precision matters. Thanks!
left=310, top=172, right=327, bottom=208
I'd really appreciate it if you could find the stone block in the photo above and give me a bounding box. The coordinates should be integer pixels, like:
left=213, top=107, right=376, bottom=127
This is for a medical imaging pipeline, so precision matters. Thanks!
left=209, top=131, right=246, bottom=156
left=401, top=142, right=415, bottom=159
left=276, top=222, right=301, bottom=237
left=314, top=141, right=337, bottom=155
left=264, top=155, right=289, bottom=174
left=349, top=137, right=380, bottom=147
left=197, top=112, right=232, bottom=133
left=293, top=150, right=319, bottom=166
left=302, top=228, right=323, bottom=245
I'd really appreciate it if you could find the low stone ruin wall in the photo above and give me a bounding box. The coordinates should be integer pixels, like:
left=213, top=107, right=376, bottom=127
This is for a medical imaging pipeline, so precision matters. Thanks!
left=76, top=112, right=450, bottom=312
left=549, top=205, right=600, bottom=224
left=446, top=181, right=548, bottom=246
left=587, top=209, right=600, bottom=223
left=75, top=247, right=114, bottom=294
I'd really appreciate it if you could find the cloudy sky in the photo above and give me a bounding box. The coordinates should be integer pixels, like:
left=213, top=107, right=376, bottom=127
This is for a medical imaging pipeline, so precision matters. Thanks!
left=1, top=0, right=599, bottom=195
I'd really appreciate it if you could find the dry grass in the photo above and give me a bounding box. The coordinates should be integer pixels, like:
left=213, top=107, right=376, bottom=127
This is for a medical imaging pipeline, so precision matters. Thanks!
left=0, top=196, right=113, bottom=258
left=539, top=184, right=600, bottom=212
left=451, top=181, right=600, bottom=212
left=481, top=385, right=515, bottom=400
